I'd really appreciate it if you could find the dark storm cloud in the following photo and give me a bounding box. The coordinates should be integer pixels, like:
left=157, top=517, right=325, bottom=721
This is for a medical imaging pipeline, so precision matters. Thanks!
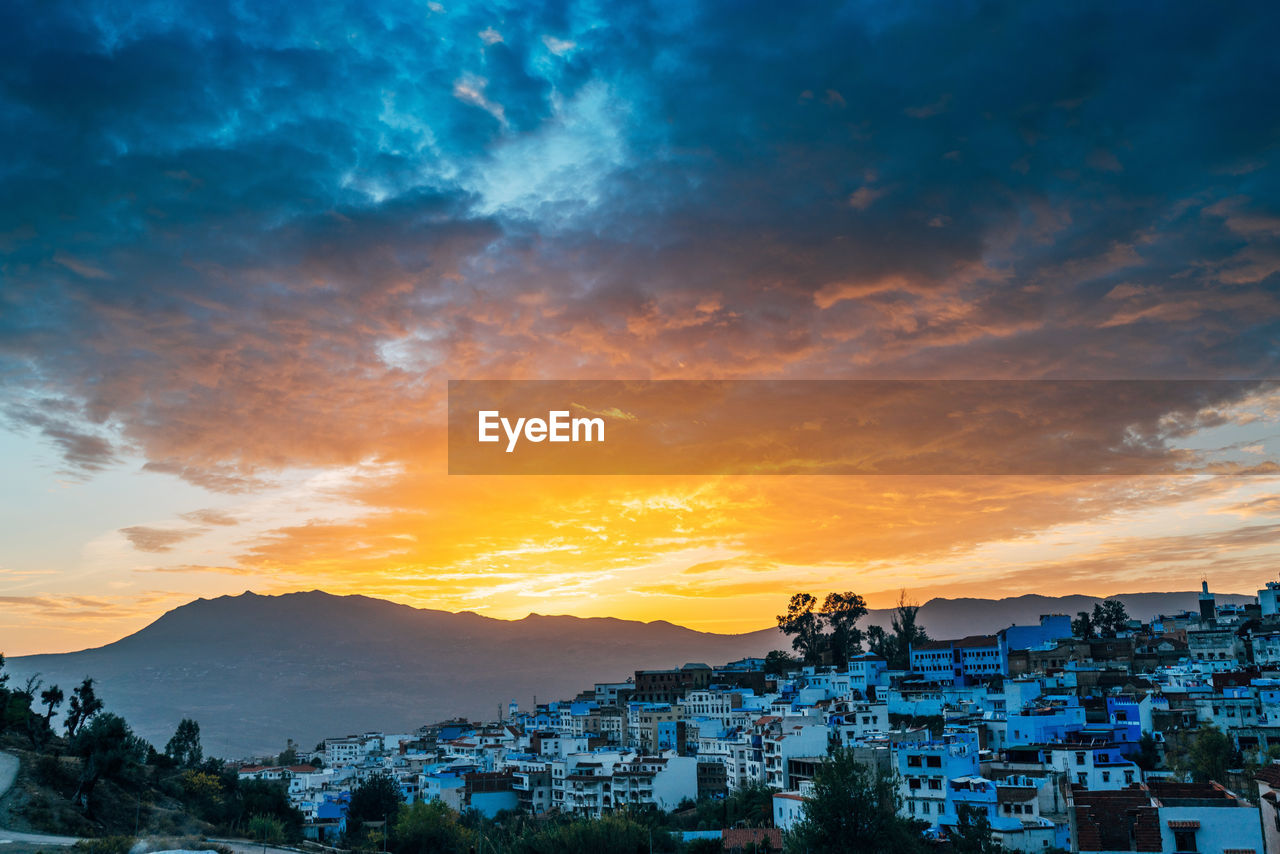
left=0, top=0, right=1276, bottom=479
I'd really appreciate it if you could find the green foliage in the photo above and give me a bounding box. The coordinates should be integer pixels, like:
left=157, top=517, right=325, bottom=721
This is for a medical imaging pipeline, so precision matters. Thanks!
left=1183, top=726, right=1232, bottom=784
left=276, top=741, right=299, bottom=766
left=165, top=718, right=204, bottom=768
left=1134, top=732, right=1161, bottom=772
left=238, top=779, right=304, bottom=838
left=508, top=812, right=673, bottom=854
left=40, top=683, right=65, bottom=723
left=3, top=691, right=36, bottom=735
left=70, top=712, right=150, bottom=810
left=1092, top=599, right=1130, bottom=638
left=674, top=783, right=777, bottom=831
left=868, top=592, right=929, bottom=671
left=684, top=839, right=723, bottom=854
left=347, top=771, right=405, bottom=835
left=777, top=592, right=872, bottom=665
left=71, top=835, right=137, bottom=854
left=948, top=804, right=1009, bottom=854
left=824, top=592, right=869, bottom=663
left=1073, top=599, right=1130, bottom=639
left=392, top=800, right=471, bottom=854
left=65, top=678, right=105, bottom=738
left=764, top=650, right=801, bottom=676
left=778, top=593, right=825, bottom=664
left=783, top=748, right=927, bottom=854
left=177, top=769, right=228, bottom=821
left=247, top=813, right=287, bottom=844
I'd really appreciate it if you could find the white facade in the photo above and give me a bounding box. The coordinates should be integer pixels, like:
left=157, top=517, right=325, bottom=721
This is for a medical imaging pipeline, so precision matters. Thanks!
left=1046, top=745, right=1139, bottom=790
left=763, top=721, right=830, bottom=789
left=773, top=783, right=813, bottom=831
left=830, top=701, right=889, bottom=745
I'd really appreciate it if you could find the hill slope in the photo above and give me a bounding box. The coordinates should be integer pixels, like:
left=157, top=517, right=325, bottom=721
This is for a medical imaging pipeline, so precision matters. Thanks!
left=7, top=588, right=1254, bottom=756
left=8, top=591, right=780, bottom=756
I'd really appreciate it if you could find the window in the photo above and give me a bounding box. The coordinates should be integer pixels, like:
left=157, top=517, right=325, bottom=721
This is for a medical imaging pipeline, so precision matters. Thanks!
left=1075, top=752, right=1086, bottom=765
left=1101, top=772, right=1110, bottom=783
left=927, top=756, right=942, bottom=768
left=1077, top=773, right=1087, bottom=786
left=908, top=755, right=922, bottom=767
left=1172, top=829, right=1197, bottom=852
left=928, top=779, right=941, bottom=790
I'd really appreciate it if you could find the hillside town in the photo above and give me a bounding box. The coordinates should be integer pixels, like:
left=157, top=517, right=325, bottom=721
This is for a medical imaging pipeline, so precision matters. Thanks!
left=233, top=581, right=1280, bottom=853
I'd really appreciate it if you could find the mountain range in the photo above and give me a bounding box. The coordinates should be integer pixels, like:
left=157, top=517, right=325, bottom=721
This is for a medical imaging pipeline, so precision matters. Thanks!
left=6, top=587, right=1255, bottom=756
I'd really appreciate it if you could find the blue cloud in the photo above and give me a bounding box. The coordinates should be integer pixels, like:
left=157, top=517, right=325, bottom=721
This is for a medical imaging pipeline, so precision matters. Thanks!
left=0, top=0, right=1277, bottom=476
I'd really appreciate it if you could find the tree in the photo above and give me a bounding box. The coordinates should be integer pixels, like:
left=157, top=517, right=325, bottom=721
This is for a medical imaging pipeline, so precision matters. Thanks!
left=393, top=800, right=471, bottom=854
left=764, top=650, right=801, bottom=676
left=64, top=677, right=104, bottom=738
left=248, top=814, right=287, bottom=844
left=685, top=839, right=723, bottom=854
left=70, top=712, right=149, bottom=810
left=347, top=771, right=404, bottom=832
left=1134, top=732, right=1161, bottom=772
left=867, top=625, right=894, bottom=666
left=1184, top=726, right=1232, bottom=784
left=777, top=594, right=825, bottom=664
left=783, top=748, right=926, bottom=854
left=823, top=592, right=869, bottom=663
left=237, top=779, right=304, bottom=838
left=177, top=769, right=229, bottom=823
left=277, top=739, right=299, bottom=767
left=870, top=591, right=930, bottom=671
left=165, top=718, right=204, bottom=768
left=949, top=804, right=1009, bottom=854
left=1093, top=599, right=1130, bottom=638
left=508, top=813, right=667, bottom=854
left=684, top=781, right=777, bottom=830
left=39, top=684, right=64, bottom=725
left=1071, top=610, right=1096, bottom=640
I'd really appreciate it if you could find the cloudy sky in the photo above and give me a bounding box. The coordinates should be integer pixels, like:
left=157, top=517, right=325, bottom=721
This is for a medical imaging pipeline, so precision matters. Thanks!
left=2, top=0, right=1279, bottom=655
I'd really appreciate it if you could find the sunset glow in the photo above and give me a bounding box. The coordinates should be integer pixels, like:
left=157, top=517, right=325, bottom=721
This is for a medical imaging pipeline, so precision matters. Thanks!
left=2, top=1, right=1279, bottom=655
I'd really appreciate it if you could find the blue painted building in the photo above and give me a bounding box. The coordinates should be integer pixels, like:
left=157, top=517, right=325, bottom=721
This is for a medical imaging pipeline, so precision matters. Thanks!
left=997, top=615, right=1072, bottom=675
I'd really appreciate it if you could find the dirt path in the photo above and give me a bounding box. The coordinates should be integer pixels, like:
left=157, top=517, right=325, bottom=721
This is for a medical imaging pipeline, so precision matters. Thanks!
left=0, top=751, right=79, bottom=846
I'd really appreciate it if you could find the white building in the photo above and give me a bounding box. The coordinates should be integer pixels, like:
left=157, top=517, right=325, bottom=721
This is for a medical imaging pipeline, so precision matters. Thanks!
left=763, top=720, right=830, bottom=789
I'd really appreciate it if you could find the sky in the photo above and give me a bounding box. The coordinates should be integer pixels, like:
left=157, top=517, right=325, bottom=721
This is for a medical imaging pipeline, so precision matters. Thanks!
left=2, top=0, right=1280, bottom=655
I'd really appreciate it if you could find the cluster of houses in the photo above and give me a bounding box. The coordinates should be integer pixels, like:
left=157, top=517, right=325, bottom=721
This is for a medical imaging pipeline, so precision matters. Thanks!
left=235, top=579, right=1280, bottom=853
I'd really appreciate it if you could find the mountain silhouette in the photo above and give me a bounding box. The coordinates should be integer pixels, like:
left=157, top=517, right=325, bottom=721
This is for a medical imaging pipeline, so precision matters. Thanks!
left=7, top=587, right=1255, bottom=755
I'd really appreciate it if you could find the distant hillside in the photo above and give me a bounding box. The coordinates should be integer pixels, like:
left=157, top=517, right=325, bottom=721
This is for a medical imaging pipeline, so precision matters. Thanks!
left=7, top=591, right=780, bottom=756
left=7, top=588, right=1255, bottom=756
